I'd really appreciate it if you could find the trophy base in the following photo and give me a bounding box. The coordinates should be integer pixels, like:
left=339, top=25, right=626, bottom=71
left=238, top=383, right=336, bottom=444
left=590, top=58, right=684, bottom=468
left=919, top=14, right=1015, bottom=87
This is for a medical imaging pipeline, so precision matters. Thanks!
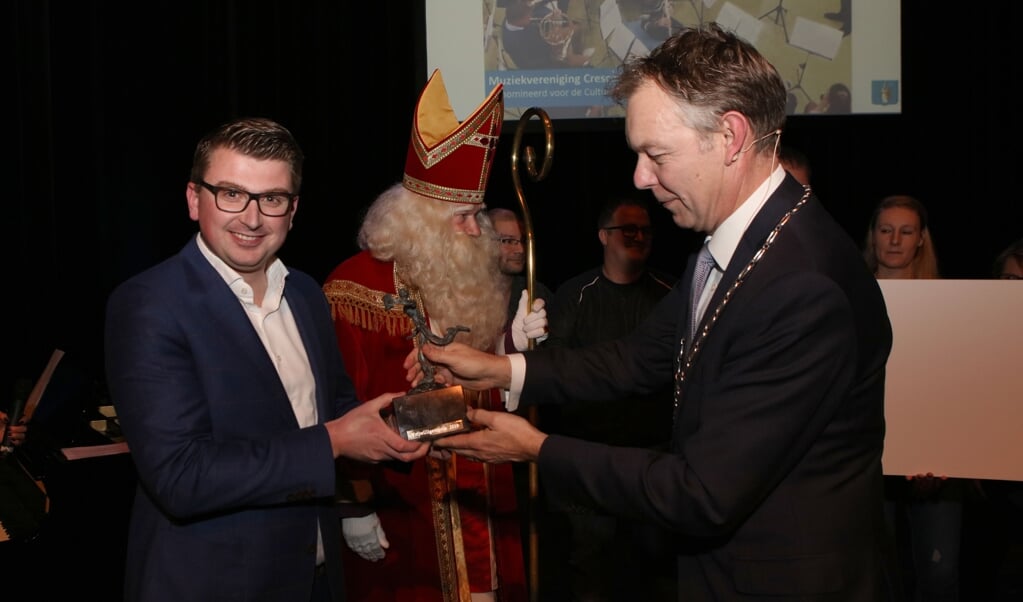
left=392, top=385, right=471, bottom=441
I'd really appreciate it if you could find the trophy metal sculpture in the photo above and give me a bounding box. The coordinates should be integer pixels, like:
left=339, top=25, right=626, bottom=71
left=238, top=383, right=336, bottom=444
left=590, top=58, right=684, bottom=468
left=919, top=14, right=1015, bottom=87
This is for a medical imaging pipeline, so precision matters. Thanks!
left=511, top=106, right=555, bottom=602
left=384, top=288, right=472, bottom=441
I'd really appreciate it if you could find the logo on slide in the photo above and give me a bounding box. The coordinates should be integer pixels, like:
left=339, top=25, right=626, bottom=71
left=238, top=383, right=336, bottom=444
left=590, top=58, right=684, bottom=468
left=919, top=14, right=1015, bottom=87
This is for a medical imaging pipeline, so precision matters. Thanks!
left=871, top=81, right=898, bottom=105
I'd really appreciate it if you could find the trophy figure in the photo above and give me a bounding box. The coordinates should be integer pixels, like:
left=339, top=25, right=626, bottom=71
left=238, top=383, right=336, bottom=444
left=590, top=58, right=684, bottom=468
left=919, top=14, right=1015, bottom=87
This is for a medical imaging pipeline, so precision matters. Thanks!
left=383, top=288, right=473, bottom=441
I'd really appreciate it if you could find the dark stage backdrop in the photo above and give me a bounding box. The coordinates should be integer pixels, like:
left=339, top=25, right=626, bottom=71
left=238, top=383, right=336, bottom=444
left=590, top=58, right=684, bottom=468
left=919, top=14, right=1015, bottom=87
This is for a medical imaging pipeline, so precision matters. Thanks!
left=9, top=0, right=1022, bottom=395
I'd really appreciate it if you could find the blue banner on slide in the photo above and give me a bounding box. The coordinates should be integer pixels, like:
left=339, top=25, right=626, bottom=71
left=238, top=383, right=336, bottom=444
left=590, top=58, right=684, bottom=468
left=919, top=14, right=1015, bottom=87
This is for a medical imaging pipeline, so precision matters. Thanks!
left=486, top=68, right=618, bottom=109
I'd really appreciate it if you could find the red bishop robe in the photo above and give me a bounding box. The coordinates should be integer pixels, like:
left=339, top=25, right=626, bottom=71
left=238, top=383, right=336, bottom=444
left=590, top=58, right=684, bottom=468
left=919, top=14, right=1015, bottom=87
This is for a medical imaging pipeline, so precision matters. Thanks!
left=323, top=250, right=526, bottom=602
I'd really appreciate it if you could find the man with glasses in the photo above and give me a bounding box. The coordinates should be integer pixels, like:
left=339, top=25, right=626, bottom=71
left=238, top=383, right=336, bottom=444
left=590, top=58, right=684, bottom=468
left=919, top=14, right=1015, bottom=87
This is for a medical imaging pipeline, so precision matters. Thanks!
left=487, top=207, right=554, bottom=335
left=104, top=117, right=427, bottom=602
left=541, top=196, right=677, bottom=601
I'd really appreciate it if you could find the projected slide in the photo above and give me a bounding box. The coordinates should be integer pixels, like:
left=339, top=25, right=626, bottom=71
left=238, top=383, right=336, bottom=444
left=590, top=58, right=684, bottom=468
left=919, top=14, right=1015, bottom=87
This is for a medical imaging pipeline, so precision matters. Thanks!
left=426, top=0, right=900, bottom=122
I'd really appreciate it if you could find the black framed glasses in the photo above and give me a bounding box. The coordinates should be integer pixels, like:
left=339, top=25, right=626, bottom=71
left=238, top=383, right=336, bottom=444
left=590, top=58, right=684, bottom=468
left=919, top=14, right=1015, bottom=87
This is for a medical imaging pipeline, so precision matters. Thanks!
left=499, top=237, right=523, bottom=247
left=197, top=180, right=297, bottom=217
left=603, top=224, right=652, bottom=238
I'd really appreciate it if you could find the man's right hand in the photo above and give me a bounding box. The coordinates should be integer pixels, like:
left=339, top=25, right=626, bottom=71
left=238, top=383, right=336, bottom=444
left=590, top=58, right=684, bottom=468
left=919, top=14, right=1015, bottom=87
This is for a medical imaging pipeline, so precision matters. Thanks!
left=432, top=406, right=547, bottom=463
left=326, top=393, right=428, bottom=463
left=407, top=341, right=513, bottom=392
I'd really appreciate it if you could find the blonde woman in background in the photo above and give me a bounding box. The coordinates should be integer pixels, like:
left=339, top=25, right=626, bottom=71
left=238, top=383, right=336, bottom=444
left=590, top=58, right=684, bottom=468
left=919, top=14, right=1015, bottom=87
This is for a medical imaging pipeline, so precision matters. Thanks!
left=866, top=194, right=963, bottom=602
left=864, top=195, right=940, bottom=279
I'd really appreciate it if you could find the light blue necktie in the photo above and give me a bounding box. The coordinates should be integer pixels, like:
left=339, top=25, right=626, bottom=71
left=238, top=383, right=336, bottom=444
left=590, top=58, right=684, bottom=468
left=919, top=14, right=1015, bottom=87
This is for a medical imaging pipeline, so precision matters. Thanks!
left=689, top=243, right=716, bottom=341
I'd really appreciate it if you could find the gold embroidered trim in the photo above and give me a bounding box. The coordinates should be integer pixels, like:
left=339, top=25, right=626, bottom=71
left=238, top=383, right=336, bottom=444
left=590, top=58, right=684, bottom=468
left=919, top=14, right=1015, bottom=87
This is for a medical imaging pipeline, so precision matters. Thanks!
left=323, top=279, right=413, bottom=337
left=402, top=174, right=487, bottom=204
left=409, top=86, right=501, bottom=170
left=390, top=266, right=470, bottom=600
left=428, top=454, right=471, bottom=602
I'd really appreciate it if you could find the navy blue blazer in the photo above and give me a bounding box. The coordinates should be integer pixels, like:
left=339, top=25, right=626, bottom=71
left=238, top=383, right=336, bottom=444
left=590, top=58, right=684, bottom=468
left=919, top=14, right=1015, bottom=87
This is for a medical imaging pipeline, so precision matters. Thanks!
left=105, top=237, right=357, bottom=601
left=522, top=175, right=895, bottom=600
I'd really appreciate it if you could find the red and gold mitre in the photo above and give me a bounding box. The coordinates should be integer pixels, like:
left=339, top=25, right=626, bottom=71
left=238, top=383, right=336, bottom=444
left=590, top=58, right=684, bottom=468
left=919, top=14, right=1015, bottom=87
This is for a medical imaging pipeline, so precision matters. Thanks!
left=403, top=69, right=504, bottom=204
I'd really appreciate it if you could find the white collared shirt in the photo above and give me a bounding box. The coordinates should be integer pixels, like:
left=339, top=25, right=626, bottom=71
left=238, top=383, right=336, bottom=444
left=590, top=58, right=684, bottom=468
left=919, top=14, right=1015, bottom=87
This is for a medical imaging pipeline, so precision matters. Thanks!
left=196, top=234, right=318, bottom=428
left=695, top=165, right=787, bottom=326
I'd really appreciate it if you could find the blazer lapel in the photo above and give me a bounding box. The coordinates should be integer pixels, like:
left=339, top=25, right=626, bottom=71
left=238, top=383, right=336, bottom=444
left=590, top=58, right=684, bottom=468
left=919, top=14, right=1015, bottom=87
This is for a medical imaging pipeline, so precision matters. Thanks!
left=283, top=284, right=330, bottom=422
left=706, top=176, right=806, bottom=319
left=180, top=239, right=296, bottom=424
left=683, top=175, right=808, bottom=362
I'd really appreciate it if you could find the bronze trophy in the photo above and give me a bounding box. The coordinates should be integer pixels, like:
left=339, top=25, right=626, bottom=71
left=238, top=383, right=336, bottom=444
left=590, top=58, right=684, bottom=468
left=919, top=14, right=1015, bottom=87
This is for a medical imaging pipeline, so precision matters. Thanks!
left=383, top=288, right=472, bottom=441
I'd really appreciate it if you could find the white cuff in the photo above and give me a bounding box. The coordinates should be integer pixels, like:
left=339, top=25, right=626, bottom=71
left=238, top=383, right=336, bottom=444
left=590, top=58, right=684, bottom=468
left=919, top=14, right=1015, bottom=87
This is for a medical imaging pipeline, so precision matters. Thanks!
left=504, top=353, right=526, bottom=412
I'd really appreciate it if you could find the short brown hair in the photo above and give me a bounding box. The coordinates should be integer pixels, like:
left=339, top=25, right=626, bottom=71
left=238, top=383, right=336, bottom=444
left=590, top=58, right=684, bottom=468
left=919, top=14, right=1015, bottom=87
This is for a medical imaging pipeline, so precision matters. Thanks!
left=608, top=23, right=787, bottom=153
left=190, top=117, right=305, bottom=191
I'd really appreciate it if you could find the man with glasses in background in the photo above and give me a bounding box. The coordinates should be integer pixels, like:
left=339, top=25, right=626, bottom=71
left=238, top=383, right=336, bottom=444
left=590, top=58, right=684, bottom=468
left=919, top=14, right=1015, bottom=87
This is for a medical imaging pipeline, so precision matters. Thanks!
left=487, top=207, right=554, bottom=332
left=540, top=195, right=677, bottom=601
left=105, top=117, right=427, bottom=602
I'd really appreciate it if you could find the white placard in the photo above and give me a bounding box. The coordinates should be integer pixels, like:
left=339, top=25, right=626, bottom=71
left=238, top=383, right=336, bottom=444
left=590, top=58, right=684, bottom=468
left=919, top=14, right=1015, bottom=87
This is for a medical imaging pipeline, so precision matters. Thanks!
left=879, top=280, right=1023, bottom=481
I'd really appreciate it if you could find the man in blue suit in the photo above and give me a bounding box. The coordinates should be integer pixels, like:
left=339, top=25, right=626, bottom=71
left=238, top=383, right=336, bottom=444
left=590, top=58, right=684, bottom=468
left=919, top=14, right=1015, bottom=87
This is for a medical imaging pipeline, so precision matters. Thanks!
left=417, top=25, right=899, bottom=601
left=105, top=117, right=428, bottom=602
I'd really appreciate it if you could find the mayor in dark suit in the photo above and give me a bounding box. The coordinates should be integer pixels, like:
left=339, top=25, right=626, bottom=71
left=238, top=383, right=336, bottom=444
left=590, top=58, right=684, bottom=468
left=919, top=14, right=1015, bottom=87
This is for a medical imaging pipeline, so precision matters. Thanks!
left=105, top=117, right=427, bottom=602
left=418, top=25, right=896, bottom=601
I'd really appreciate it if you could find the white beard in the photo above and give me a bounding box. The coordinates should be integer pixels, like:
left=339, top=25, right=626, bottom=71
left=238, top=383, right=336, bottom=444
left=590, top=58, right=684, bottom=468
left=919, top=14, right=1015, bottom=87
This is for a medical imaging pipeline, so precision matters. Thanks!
left=359, top=185, right=510, bottom=352
left=396, top=224, right=509, bottom=352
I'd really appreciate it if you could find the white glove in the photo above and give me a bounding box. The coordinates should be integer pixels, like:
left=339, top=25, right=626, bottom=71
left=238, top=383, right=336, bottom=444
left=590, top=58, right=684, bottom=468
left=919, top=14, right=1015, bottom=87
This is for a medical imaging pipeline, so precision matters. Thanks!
left=342, top=513, right=389, bottom=562
left=511, top=289, right=548, bottom=351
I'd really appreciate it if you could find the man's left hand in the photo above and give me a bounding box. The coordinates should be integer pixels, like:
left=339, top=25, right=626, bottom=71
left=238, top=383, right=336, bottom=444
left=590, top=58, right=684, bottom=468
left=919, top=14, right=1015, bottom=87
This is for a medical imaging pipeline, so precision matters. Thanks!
left=432, top=407, right=547, bottom=463
left=511, top=290, right=548, bottom=351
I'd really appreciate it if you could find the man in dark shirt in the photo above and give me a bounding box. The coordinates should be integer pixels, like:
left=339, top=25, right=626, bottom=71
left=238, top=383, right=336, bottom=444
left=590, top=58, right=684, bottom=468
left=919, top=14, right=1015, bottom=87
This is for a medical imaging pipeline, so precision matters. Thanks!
left=543, top=196, right=677, bottom=601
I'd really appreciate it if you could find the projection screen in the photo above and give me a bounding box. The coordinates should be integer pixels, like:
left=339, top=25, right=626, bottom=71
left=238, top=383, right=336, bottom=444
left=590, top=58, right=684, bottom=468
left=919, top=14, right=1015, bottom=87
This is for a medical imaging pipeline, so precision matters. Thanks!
left=425, top=0, right=900, bottom=124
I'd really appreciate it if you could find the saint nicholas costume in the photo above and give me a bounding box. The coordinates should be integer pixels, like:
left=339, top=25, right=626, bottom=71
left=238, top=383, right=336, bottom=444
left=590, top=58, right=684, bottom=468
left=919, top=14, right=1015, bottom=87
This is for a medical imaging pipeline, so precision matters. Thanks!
left=323, top=71, right=526, bottom=602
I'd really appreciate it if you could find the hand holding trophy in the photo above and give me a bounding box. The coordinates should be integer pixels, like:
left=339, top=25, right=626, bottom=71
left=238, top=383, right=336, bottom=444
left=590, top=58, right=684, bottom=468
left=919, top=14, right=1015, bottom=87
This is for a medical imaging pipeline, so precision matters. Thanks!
left=383, top=288, right=472, bottom=441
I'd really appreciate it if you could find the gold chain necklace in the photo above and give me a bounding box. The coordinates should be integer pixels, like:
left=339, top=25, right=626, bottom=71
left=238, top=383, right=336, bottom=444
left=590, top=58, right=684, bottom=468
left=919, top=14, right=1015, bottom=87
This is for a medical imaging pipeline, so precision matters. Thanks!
left=673, top=187, right=813, bottom=418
